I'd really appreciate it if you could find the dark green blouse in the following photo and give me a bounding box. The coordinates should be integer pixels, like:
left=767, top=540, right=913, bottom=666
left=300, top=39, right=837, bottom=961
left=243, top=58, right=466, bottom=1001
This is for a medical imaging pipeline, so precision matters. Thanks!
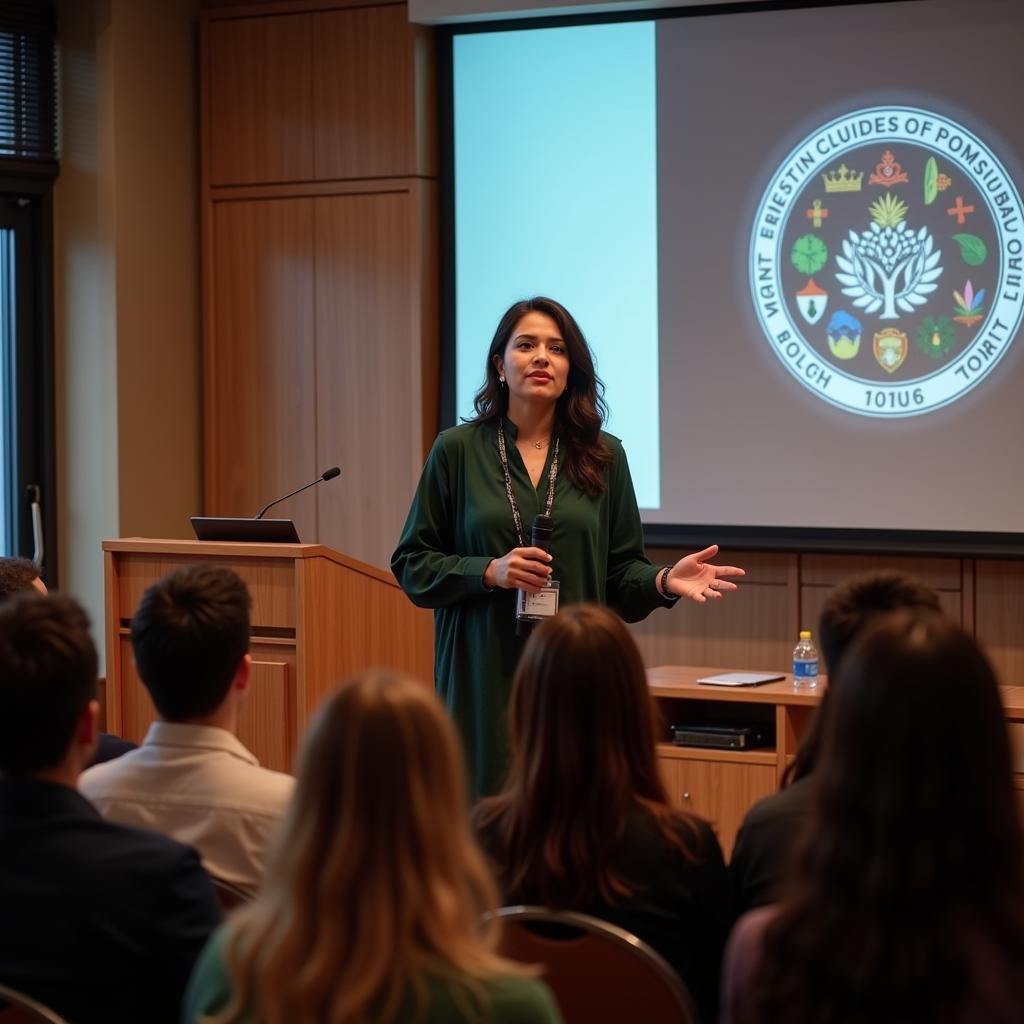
left=391, top=420, right=673, bottom=796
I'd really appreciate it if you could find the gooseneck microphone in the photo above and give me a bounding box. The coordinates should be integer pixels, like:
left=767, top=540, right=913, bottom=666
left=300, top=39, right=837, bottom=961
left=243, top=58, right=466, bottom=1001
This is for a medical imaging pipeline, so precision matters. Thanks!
left=254, top=467, right=341, bottom=519
left=515, top=513, right=554, bottom=638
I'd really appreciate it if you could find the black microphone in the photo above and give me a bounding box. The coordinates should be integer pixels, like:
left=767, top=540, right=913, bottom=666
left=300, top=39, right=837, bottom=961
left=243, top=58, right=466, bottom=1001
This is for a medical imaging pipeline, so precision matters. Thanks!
left=516, top=514, right=554, bottom=638
left=530, top=513, right=554, bottom=553
left=254, top=467, right=341, bottom=519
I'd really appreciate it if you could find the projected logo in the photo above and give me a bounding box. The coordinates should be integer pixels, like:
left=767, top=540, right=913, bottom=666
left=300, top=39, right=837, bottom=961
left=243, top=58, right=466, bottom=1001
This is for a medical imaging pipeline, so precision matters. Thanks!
left=750, top=106, right=1024, bottom=416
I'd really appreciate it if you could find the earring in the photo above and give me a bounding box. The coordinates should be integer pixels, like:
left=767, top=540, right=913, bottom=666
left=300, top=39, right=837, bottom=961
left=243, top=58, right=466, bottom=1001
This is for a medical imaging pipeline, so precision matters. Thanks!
left=499, top=376, right=506, bottom=385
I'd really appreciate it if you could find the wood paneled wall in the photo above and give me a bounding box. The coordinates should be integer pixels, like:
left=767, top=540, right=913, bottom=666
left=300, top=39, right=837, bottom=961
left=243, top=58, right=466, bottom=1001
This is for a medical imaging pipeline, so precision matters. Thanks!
left=200, top=0, right=437, bottom=570
left=633, top=549, right=1024, bottom=689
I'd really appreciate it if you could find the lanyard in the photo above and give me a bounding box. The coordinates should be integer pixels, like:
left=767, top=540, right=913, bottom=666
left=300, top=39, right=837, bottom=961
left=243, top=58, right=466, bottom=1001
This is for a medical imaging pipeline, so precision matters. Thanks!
left=496, top=421, right=560, bottom=548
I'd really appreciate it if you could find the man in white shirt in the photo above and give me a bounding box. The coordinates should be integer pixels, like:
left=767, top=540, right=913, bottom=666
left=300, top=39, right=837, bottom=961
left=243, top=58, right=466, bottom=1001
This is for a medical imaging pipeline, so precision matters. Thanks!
left=80, top=565, right=294, bottom=893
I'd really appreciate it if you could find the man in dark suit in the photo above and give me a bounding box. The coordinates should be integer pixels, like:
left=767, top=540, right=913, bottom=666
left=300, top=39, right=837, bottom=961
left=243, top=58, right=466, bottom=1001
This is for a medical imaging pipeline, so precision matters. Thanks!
left=0, top=591, right=221, bottom=1024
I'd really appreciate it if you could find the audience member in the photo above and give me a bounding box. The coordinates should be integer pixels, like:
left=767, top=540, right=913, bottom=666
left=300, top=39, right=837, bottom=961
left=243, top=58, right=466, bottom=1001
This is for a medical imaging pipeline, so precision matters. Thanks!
left=729, top=571, right=941, bottom=913
left=722, top=610, right=1024, bottom=1024
left=81, top=564, right=294, bottom=892
left=0, top=555, right=137, bottom=765
left=0, top=592, right=220, bottom=1024
left=0, top=556, right=47, bottom=597
left=474, top=603, right=730, bottom=1024
left=184, top=670, right=562, bottom=1024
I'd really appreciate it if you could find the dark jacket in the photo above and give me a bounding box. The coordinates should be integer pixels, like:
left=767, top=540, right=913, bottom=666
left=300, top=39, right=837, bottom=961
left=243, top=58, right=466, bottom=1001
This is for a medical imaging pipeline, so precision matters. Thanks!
left=729, top=775, right=815, bottom=916
left=478, top=806, right=731, bottom=1024
left=0, top=777, right=221, bottom=1024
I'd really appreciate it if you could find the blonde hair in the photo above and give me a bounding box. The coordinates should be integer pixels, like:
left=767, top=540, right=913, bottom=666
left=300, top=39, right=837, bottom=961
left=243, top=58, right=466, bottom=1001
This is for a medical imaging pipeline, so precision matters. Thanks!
left=209, top=671, right=524, bottom=1024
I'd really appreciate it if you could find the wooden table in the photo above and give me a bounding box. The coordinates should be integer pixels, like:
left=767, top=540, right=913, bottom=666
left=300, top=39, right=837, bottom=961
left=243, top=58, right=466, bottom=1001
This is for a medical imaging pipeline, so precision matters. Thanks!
left=649, top=667, right=1024, bottom=858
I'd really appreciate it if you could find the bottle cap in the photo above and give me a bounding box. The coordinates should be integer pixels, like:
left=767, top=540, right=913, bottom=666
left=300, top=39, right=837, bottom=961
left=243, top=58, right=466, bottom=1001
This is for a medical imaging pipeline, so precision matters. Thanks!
left=799, top=630, right=812, bottom=639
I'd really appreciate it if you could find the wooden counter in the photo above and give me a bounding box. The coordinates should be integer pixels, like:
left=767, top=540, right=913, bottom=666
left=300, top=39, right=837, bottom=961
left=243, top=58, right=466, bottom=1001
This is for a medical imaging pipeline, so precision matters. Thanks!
left=649, top=666, right=1024, bottom=858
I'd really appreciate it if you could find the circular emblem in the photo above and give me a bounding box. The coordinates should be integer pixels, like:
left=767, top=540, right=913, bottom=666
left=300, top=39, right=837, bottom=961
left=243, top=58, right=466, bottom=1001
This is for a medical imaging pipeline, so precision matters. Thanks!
left=750, top=106, right=1024, bottom=417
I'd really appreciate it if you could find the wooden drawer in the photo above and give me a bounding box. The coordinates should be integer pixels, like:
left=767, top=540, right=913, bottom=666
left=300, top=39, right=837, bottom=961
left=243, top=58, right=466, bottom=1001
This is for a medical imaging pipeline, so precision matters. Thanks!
left=659, top=756, right=776, bottom=859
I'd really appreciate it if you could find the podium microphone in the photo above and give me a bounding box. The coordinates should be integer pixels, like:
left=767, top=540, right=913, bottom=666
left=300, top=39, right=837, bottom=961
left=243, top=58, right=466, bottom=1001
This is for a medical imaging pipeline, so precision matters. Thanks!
left=516, top=513, right=554, bottom=638
left=254, top=467, right=341, bottom=519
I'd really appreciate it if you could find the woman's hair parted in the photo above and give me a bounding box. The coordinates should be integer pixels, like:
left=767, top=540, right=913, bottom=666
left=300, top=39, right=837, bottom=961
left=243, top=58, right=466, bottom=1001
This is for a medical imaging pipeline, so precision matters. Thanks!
left=208, top=671, right=524, bottom=1024
left=476, top=604, right=702, bottom=907
left=469, top=296, right=611, bottom=497
left=747, top=609, right=1024, bottom=1024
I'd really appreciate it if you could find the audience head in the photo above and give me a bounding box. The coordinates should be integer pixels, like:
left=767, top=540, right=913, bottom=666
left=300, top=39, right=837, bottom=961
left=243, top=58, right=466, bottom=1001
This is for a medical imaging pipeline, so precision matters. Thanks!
left=478, top=603, right=698, bottom=906
left=752, top=609, right=1024, bottom=1023
left=131, top=564, right=251, bottom=722
left=215, top=671, right=518, bottom=1024
left=787, top=570, right=941, bottom=784
left=817, top=570, right=941, bottom=674
left=506, top=602, right=664, bottom=804
left=0, top=556, right=46, bottom=598
left=0, top=592, right=98, bottom=776
left=814, top=610, right=1020, bottom=889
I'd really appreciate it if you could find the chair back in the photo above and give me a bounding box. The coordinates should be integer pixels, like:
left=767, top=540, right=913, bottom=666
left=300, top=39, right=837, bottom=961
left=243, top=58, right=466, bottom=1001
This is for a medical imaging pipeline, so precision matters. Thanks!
left=0, top=985, right=71, bottom=1024
left=210, top=876, right=253, bottom=912
left=493, top=906, right=695, bottom=1024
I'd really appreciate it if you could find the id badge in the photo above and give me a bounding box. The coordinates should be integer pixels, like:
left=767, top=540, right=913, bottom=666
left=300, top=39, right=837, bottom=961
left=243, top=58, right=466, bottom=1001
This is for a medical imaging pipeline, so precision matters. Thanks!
left=516, top=579, right=560, bottom=622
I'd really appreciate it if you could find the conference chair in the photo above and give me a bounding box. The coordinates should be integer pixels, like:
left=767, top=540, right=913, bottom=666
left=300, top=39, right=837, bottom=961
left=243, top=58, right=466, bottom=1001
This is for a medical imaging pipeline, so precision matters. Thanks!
left=210, top=876, right=253, bottom=912
left=492, top=906, right=696, bottom=1024
left=0, top=985, right=70, bottom=1024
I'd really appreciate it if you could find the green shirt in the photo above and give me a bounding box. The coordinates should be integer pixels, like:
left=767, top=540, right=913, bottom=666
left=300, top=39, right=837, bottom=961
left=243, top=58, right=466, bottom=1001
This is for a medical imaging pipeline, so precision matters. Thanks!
left=182, top=927, right=563, bottom=1024
left=391, top=420, right=672, bottom=795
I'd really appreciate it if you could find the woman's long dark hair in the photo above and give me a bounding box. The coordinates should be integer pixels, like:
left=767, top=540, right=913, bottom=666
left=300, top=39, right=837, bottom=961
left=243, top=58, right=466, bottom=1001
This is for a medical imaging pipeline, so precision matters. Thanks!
left=474, top=604, right=702, bottom=906
left=469, top=297, right=611, bottom=497
left=748, top=610, right=1024, bottom=1024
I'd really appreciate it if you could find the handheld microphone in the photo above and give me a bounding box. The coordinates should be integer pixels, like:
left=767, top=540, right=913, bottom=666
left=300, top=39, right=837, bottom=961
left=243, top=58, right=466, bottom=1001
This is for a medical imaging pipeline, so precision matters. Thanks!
left=516, top=514, right=554, bottom=638
left=530, top=513, right=554, bottom=553
left=254, top=467, right=341, bottom=519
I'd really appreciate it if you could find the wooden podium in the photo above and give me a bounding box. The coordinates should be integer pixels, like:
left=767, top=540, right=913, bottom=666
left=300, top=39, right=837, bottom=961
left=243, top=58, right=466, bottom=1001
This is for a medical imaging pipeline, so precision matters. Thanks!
left=102, top=539, right=434, bottom=773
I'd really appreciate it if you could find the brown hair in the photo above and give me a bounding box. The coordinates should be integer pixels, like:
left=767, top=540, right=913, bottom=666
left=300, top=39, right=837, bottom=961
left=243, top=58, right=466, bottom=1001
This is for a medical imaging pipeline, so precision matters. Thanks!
left=210, top=671, right=526, bottom=1024
left=749, top=611, right=1024, bottom=1024
left=0, top=556, right=42, bottom=598
left=476, top=604, right=701, bottom=905
left=131, top=564, right=251, bottom=721
left=0, top=592, right=98, bottom=774
left=469, top=297, right=611, bottom=497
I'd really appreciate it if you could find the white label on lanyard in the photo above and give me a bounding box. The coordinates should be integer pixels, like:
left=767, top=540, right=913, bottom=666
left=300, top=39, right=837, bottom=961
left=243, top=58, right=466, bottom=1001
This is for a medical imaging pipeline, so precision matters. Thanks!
left=517, top=580, right=560, bottom=620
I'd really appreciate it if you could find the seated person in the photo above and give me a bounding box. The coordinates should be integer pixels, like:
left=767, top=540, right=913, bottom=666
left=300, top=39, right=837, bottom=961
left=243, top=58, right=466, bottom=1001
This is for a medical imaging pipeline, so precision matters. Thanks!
left=0, top=555, right=136, bottom=765
left=0, top=592, right=220, bottom=1024
left=184, top=670, right=562, bottom=1024
left=474, top=604, right=730, bottom=1024
left=729, top=571, right=941, bottom=914
left=722, top=610, right=1024, bottom=1024
left=81, top=564, right=294, bottom=892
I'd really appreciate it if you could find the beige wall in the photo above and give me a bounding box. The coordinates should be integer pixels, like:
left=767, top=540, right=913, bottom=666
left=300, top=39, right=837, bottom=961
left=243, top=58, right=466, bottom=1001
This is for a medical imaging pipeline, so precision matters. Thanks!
left=54, top=0, right=202, bottom=666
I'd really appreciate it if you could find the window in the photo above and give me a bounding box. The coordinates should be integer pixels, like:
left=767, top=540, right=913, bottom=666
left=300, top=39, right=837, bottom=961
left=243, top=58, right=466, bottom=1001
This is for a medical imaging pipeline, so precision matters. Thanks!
left=0, top=0, right=57, bottom=576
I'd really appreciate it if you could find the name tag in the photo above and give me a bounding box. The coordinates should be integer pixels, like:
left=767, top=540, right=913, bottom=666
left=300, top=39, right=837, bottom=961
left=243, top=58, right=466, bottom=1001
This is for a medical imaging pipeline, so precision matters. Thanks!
left=517, top=579, right=560, bottom=621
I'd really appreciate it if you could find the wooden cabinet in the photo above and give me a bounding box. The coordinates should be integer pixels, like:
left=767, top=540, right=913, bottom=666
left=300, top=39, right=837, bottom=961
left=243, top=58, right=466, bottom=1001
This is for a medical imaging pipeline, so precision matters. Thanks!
left=204, top=3, right=434, bottom=186
left=652, top=668, right=1024, bottom=859
left=649, top=668, right=823, bottom=859
left=659, top=753, right=776, bottom=859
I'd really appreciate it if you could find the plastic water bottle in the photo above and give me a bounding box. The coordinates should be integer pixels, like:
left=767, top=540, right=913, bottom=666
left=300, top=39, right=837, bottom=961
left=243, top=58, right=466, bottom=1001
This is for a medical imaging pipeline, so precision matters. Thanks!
left=792, top=630, right=819, bottom=689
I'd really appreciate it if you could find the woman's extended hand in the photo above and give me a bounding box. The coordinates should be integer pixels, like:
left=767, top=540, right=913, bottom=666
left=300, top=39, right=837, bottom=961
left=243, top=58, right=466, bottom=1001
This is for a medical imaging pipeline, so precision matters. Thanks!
left=665, top=545, right=745, bottom=604
left=484, top=547, right=553, bottom=592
